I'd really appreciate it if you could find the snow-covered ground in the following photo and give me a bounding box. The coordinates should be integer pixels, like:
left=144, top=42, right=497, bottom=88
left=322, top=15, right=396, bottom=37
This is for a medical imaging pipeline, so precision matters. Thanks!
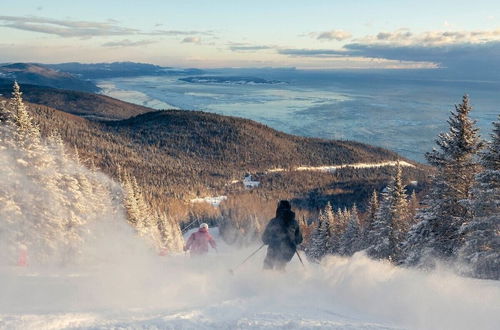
left=1, top=227, right=499, bottom=330
left=190, top=196, right=228, bottom=207
left=267, top=161, right=415, bottom=174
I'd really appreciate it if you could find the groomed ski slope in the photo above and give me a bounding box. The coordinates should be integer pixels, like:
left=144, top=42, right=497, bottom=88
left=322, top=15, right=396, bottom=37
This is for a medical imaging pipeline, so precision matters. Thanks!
left=1, top=227, right=499, bottom=330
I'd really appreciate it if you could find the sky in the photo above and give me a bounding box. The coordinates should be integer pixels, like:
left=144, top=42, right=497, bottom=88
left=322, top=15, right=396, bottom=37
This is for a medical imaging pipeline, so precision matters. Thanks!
left=1, top=0, right=500, bottom=71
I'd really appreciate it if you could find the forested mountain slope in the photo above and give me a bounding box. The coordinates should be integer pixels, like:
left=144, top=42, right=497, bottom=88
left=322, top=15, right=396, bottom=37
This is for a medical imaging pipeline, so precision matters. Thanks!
left=0, top=63, right=99, bottom=93
left=3, top=90, right=427, bottom=211
left=0, top=80, right=151, bottom=120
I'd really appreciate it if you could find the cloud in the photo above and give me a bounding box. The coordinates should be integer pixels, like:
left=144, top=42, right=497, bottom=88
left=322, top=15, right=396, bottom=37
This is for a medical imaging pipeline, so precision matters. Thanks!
left=102, top=39, right=156, bottom=47
left=182, top=36, right=201, bottom=44
left=0, top=15, right=138, bottom=38
left=357, top=28, right=500, bottom=46
left=315, top=30, right=352, bottom=41
left=228, top=42, right=273, bottom=52
left=280, top=28, right=500, bottom=75
left=344, top=29, right=500, bottom=74
left=0, top=15, right=213, bottom=39
left=342, top=41, right=500, bottom=71
left=278, top=48, right=347, bottom=57
left=147, top=29, right=214, bottom=36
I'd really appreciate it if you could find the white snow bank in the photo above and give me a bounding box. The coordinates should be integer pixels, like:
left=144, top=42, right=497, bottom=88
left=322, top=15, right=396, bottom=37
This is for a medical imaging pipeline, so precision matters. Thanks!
left=295, top=161, right=415, bottom=173
left=1, top=243, right=499, bottom=329
left=264, top=161, right=414, bottom=174
left=190, top=195, right=228, bottom=207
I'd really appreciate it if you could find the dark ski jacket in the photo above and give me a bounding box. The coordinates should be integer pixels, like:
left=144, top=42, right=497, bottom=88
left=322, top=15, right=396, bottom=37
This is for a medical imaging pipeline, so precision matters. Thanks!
left=262, top=209, right=303, bottom=262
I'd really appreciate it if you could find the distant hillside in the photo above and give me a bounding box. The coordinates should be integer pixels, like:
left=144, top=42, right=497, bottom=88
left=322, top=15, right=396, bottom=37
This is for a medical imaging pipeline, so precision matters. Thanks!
left=109, top=110, right=401, bottom=169
left=0, top=63, right=99, bottom=93
left=47, top=62, right=204, bottom=79
left=0, top=81, right=152, bottom=120
left=4, top=90, right=428, bottom=211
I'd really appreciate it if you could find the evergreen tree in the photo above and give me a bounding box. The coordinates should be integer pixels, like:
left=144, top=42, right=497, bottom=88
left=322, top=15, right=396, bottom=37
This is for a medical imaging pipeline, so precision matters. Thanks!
left=367, top=163, right=410, bottom=260
left=323, top=202, right=337, bottom=253
left=408, top=190, right=419, bottom=220
left=120, top=172, right=142, bottom=226
left=339, top=205, right=361, bottom=256
left=9, top=82, right=40, bottom=146
left=458, top=115, right=500, bottom=279
left=129, top=175, right=153, bottom=235
left=361, top=190, right=379, bottom=249
left=367, top=190, right=379, bottom=223
left=299, top=215, right=314, bottom=250
left=0, top=82, right=139, bottom=265
left=118, top=170, right=183, bottom=251
left=0, top=100, right=12, bottom=125
left=403, top=95, right=483, bottom=264
left=367, top=186, right=394, bottom=260
left=307, top=211, right=330, bottom=262
left=156, top=210, right=174, bottom=251
left=390, top=162, right=410, bottom=257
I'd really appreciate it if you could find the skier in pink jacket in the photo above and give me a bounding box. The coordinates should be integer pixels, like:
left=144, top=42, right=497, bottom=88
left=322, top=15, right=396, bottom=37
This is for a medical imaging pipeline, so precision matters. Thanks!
left=184, top=223, right=217, bottom=256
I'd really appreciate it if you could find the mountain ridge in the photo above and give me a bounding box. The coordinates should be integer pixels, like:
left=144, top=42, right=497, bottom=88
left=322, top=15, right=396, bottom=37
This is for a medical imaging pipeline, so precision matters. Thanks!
left=0, top=63, right=99, bottom=93
left=0, top=80, right=151, bottom=120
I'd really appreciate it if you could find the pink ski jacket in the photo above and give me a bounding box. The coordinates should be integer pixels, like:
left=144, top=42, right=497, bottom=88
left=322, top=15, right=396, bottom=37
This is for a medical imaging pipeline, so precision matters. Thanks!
left=185, top=228, right=216, bottom=255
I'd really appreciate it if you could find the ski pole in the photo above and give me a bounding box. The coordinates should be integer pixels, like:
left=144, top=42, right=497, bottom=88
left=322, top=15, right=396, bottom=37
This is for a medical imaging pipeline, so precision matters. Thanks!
left=229, top=244, right=265, bottom=275
left=295, top=250, right=305, bottom=268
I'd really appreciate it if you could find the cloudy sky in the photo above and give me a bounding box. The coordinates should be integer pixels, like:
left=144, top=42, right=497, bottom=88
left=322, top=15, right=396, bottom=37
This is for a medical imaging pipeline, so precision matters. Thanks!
left=1, top=0, right=499, bottom=71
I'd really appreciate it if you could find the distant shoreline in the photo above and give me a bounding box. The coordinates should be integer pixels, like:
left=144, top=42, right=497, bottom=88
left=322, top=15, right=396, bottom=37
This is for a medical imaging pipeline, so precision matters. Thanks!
left=95, top=71, right=499, bottom=164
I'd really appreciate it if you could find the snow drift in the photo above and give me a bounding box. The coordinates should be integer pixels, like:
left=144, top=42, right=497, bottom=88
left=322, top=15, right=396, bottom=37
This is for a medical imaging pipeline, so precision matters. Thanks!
left=1, top=235, right=499, bottom=329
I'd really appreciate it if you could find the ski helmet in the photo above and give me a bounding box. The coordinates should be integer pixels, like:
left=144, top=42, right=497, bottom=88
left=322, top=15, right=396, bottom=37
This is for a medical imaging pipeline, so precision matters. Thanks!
left=200, top=223, right=209, bottom=229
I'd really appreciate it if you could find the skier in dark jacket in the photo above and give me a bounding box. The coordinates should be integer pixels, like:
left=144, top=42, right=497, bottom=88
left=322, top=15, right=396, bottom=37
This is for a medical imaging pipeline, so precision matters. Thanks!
left=262, top=200, right=303, bottom=270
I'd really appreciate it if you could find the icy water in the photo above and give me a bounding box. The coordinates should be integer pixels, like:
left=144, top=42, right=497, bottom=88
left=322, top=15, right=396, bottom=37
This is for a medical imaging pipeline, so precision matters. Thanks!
left=98, top=69, right=500, bottom=162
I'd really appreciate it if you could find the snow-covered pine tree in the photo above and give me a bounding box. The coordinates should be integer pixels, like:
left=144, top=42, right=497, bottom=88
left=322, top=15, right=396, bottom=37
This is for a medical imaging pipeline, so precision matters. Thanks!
left=120, top=171, right=141, bottom=227
left=361, top=190, right=379, bottom=249
left=334, top=206, right=348, bottom=234
left=156, top=210, right=174, bottom=252
left=0, top=83, right=123, bottom=265
left=458, top=115, right=500, bottom=279
left=367, top=163, right=410, bottom=261
left=118, top=170, right=181, bottom=251
left=299, top=215, right=314, bottom=251
left=0, top=99, right=12, bottom=125
left=2, top=85, right=69, bottom=263
left=168, top=215, right=185, bottom=252
left=129, top=175, right=153, bottom=235
left=323, top=202, right=337, bottom=254
left=390, top=161, right=410, bottom=258
left=367, top=185, right=394, bottom=260
left=339, top=204, right=361, bottom=256
left=306, top=210, right=330, bottom=262
left=408, top=190, right=419, bottom=220
left=403, top=95, right=483, bottom=265
left=401, top=185, right=440, bottom=266
left=342, top=207, right=351, bottom=225
left=9, top=82, right=40, bottom=147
